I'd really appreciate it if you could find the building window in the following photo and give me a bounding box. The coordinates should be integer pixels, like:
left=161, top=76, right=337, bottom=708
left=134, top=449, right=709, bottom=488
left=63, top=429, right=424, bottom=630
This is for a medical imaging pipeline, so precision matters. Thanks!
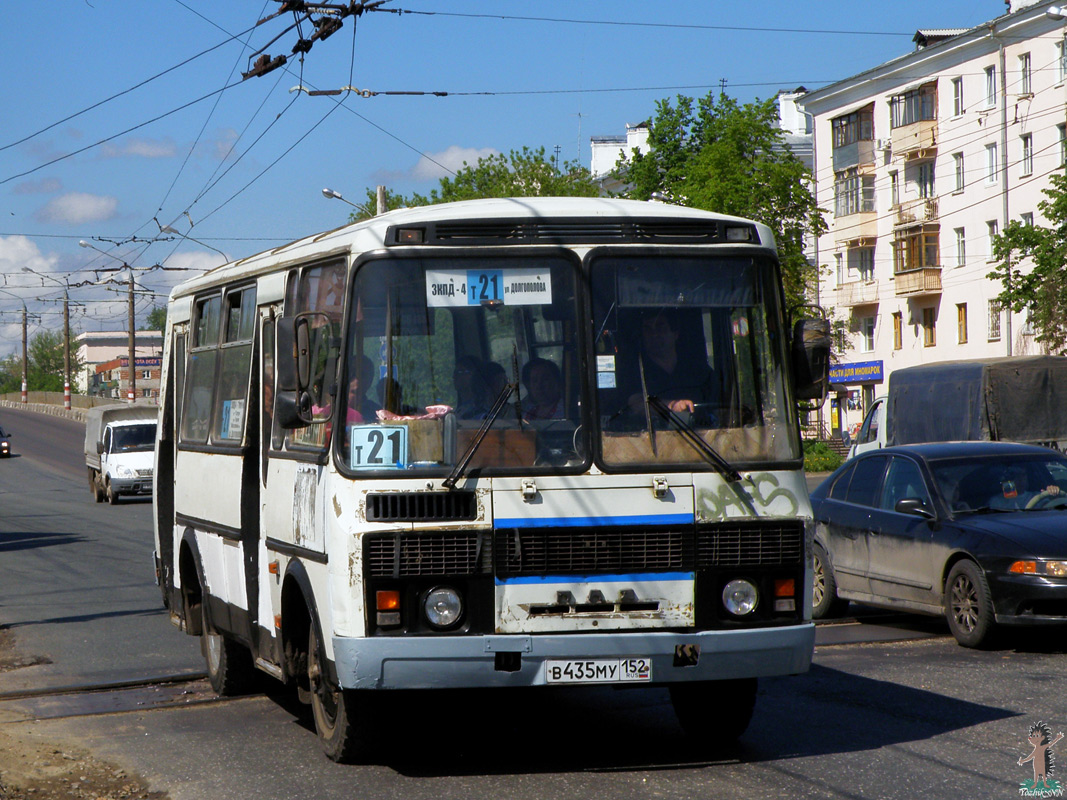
left=957, top=303, right=968, bottom=344
left=987, top=220, right=999, bottom=261
left=890, top=83, right=936, bottom=128
left=985, top=65, right=997, bottom=107
left=1059, top=41, right=1067, bottom=84
left=1021, top=133, right=1033, bottom=177
left=917, top=161, right=935, bottom=199
left=1021, top=212, right=1034, bottom=227
left=889, top=170, right=900, bottom=207
left=955, top=227, right=966, bottom=267
left=141, top=369, right=151, bottom=380
left=861, top=316, right=875, bottom=352
left=893, top=226, right=939, bottom=273
left=988, top=299, right=1002, bottom=341
left=953, top=152, right=965, bottom=193
left=835, top=252, right=844, bottom=286
left=834, top=168, right=875, bottom=217
left=893, top=312, right=903, bottom=350
left=1019, top=52, right=1032, bottom=95
left=986, top=143, right=999, bottom=184
left=952, top=77, right=964, bottom=116
left=1059, top=124, right=1066, bottom=167
left=849, top=247, right=875, bottom=282
left=831, top=106, right=874, bottom=149
left=922, top=307, right=936, bottom=347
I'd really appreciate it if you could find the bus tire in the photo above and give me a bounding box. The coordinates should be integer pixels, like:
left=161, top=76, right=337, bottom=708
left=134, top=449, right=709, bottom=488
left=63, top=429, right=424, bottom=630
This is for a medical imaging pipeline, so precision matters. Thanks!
left=669, top=677, right=757, bottom=748
left=308, top=623, right=370, bottom=763
left=201, top=605, right=255, bottom=696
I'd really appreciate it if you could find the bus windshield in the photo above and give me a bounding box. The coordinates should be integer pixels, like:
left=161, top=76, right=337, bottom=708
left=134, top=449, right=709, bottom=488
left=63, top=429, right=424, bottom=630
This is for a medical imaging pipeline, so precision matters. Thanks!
left=591, top=252, right=799, bottom=466
left=339, top=254, right=585, bottom=473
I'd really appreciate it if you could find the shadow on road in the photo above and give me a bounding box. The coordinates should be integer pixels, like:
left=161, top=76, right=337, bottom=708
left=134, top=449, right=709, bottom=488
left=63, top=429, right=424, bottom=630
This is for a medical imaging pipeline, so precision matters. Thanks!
left=0, top=531, right=85, bottom=552
left=256, top=660, right=1018, bottom=776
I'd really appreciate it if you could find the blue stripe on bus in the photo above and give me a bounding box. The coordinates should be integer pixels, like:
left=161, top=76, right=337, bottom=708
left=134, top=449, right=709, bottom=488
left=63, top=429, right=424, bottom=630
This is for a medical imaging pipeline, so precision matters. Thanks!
left=496, top=572, right=694, bottom=586
left=493, top=513, right=693, bottom=528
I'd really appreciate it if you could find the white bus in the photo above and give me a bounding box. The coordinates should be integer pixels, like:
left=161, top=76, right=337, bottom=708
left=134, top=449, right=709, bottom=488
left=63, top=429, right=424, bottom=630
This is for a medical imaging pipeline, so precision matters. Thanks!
left=153, top=197, right=829, bottom=761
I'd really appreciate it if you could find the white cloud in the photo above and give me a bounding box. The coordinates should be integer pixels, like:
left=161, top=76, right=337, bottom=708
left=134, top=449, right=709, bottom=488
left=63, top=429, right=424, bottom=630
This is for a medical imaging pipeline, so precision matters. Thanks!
left=411, top=146, right=500, bottom=181
left=35, top=193, right=118, bottom=225
left=100, top=137, right=177, bottom=159
left=13, top=177, right=61, bottom=195
left=0, top=236, right=60, bottom=357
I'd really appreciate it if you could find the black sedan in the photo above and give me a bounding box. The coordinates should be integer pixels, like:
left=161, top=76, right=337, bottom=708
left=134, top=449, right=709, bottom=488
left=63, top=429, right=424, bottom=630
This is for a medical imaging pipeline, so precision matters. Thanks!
left=0, top=424, right=9, bottom=457
left=810, top=441, right=1067, bottom=647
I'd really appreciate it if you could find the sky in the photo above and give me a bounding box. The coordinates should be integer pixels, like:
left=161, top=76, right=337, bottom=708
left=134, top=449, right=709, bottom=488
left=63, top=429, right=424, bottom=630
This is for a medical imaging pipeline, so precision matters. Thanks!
left=0, top=0, right=1015, bottom=358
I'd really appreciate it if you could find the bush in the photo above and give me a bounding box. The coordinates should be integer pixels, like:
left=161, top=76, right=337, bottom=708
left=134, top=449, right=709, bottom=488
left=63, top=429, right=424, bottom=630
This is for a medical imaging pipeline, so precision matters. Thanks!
left=803, top=440, right=843, bottom=473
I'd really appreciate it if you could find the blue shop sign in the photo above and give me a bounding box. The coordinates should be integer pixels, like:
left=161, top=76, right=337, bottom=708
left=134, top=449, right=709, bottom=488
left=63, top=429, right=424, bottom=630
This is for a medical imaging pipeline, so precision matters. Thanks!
left=829, top=360, right=884, bottom=385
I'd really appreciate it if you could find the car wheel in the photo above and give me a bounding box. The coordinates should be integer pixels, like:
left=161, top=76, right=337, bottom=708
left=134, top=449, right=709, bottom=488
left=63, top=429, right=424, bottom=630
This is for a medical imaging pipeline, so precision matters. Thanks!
left=669, top=678, right=757, bottom=748
left=106, top=479, right=119, bottom=505
left=945, top=560, right=996, bottom=648
left=201, top=604, right=255, bottom=696
left=308, top=623, right=371, bottom=763
left=812, top=543, right=849, bottom=619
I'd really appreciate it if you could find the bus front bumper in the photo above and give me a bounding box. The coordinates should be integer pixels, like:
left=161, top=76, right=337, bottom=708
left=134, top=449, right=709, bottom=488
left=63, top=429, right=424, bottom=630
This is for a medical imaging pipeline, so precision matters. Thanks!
left=332, top=623, right=814, bottom=690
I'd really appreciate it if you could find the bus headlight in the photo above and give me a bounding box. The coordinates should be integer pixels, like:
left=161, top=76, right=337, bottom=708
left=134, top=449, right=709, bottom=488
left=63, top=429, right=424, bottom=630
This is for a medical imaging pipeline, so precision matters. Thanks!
left=722, top=579, right=758, bottom=616
left=423, top=587, right=463, bottom=629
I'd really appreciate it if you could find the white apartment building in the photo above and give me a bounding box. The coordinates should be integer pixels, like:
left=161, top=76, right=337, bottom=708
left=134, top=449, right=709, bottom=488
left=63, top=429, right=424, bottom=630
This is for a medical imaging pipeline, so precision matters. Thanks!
left=801, top=0, right=1067, bottom=436
left=74, top=330, right=163, bottom=394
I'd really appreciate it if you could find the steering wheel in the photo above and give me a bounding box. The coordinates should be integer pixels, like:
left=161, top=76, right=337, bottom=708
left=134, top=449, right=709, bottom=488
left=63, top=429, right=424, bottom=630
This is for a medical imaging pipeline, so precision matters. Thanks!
left=1025, top=489, right=1067, bottom=510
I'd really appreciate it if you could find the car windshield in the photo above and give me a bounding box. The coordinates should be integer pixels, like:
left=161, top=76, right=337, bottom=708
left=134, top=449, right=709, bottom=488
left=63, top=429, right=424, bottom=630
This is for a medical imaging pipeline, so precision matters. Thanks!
left=112, top=424, right=157, bottom=452
left=590, top=252, right=798, bottom=467
left=929, top=453, right=1067, bottom=512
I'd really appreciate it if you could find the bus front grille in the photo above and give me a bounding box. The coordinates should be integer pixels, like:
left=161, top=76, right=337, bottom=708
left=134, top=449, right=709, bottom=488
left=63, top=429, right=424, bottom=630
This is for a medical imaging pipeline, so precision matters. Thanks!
left=495, top=527, right=689, bottom=577
left=695, top=522, right=805, bottom=567
left=365, top=531, right=491, bottom=578
left=366, top=491, right=477, bottom=522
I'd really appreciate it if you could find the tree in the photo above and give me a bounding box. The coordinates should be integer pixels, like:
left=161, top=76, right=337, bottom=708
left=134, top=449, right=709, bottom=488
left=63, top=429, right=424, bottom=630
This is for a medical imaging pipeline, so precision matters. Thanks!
left=348, top=147, right=600, bottom=222
left=616, top=91, right=827, bottom=312
left=0, top=354, right=22, bottom=395
left=143, top=306, right=167, bottom=332
left=26, top=330, right=83, bottom=393
left=990, top=172, right=1067, bottom=353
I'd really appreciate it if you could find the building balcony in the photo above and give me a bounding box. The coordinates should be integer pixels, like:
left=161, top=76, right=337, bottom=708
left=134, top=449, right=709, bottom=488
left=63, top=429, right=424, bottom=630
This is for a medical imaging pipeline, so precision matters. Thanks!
left=894, top=267, right=942, bottom=297
left=832, top=140, right=877, bottom=172
left=891, top=119, right=937, bottom=159
left=833, top=211, right=878, bottom=244
left=894, top=197, right=938, bottom=227
left=835, top=280, right=879, bottom=307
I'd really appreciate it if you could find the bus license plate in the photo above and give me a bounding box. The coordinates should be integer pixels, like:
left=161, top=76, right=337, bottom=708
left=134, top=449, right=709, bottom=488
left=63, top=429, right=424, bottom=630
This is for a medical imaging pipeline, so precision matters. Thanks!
left=545, top=658, right=652, bottom=684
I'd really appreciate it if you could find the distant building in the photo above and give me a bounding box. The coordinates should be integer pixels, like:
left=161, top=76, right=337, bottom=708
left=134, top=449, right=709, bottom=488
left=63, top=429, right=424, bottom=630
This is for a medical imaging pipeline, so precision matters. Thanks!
left=801, top=0, right=1067, bottom=435
left=590, top=123, right=651, bottom=192
left=90, top=355, right=162, bottom=402
left=74, top=330, right=163, bottom=395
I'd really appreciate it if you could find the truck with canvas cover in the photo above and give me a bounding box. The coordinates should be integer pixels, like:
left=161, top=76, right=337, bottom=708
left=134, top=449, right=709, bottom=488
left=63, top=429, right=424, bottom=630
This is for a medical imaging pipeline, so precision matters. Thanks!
left=84, top=403, right=158, bottom=504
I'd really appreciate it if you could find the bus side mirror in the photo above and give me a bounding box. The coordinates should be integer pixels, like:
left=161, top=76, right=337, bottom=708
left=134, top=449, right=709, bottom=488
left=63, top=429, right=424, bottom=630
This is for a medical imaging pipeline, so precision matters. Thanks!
left=792, top=317, right=831, bottom=405
left=275, top=316, right=314, bottom=428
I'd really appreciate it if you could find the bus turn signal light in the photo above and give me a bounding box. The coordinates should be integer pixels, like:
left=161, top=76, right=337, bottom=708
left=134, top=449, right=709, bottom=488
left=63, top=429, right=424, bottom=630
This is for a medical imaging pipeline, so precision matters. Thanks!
left=774, top=579, right=795, bottom=597
left=376, top=590, right=400, bottom=610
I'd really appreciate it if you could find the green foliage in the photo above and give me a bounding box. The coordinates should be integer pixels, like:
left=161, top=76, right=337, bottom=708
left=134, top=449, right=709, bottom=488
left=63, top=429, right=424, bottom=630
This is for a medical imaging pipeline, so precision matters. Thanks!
left=5, top=330, right=85, bottom=393
left=349, top=147, right=600, bottom=222
left=142, top=306, right=167, bottom=332
left=615, top=91, right=827, bottom=313
left=0, top=354, right=21, bottom=394
left=803, top=439, right=843, bottom=473
left=990, top=172, right=1067, bottom=353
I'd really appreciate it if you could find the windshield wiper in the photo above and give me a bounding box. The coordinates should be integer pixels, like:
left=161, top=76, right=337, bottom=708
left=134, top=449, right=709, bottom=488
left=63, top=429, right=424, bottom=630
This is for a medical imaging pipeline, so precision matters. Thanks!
left=443, top=382, right=516, bottom=490
left=646, top=395, right=742, bottom=483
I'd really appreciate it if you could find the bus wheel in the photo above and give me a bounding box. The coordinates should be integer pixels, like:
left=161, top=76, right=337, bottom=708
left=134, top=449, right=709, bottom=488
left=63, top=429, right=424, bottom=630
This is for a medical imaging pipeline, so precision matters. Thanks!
left=201, top=606, right=255, bottom=696
left=308, top=624, right=367, bottom=763
left=669, top=678, right=757, bottom=748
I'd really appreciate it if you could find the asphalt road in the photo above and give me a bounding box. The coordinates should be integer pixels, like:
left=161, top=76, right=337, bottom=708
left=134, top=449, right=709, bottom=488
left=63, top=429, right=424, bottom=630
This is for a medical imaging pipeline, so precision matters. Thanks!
left=1, top=405, right=1065, bottom=800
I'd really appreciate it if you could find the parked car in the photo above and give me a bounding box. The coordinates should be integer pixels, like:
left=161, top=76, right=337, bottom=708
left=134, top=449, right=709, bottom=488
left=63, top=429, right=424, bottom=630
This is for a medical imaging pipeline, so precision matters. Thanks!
left=0, top=425, right=9, bottom=457
left=810, top=441, right=1067, bottom=647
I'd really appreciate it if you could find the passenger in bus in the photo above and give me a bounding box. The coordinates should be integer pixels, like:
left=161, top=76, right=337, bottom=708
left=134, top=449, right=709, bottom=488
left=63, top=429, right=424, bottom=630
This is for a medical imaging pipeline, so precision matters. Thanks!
left=346, top=355, right=382, bottom=424
left=521, top=357, right=564, bottom=420
left=453, top=355, right=491, bottom=419
left=623, top=309, right=718, bottom=418
left=484, top=360, right=508, bottom=399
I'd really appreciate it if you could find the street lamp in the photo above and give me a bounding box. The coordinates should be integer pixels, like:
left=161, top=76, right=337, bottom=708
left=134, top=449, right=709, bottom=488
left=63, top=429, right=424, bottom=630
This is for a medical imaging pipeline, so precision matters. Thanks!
left=323, top=186, right=386, bottom=216
left=22, top=267, right=73, bottom=410
left=79, top=240, right=139, bottom=403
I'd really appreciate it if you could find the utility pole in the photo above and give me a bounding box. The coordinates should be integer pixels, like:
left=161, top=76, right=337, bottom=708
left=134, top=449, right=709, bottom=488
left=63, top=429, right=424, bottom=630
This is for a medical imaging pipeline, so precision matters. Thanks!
left=128, top=274, right=136, bottom=403
left=63, top=291, right=71, bottom=410
left=21, top=305, right=27, bottom=404
left=376, top=185, right=386, bottom=215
